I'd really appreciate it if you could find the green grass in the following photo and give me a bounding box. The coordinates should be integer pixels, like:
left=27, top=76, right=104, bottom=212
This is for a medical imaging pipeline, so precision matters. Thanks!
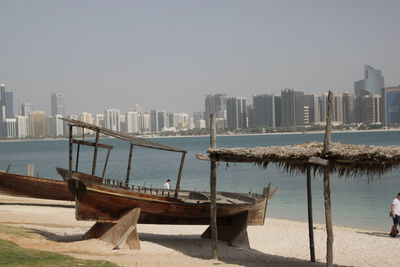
left=0, top=239, right=119, bottom=267
left=0, top=224, right=38, bottom=239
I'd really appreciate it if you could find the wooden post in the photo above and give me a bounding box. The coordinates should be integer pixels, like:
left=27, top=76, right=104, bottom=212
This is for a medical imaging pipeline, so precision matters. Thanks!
left=209, top=113, right=219, bottom=260
left=323, top=91, right=334, bottom=267
left=102, top=148, right=111, bottom=178
left=75, top=144, right=81, bottom=171
left=91, top=130, right=100, bottom=176
left=323, top=91, right=333, bottom=155
left=68, top=125, right=73, bottom=178
left=174, top=152, right=186, bottom=199
left=125, top=144, right=134, bottom=187
left=306, top=166, right=316, bottom=262
left=323, top=169, right=333, bottom=267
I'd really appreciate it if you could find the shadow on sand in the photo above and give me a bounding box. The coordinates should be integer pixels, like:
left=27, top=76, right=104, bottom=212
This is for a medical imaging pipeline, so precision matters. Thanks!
left=26, top=227, right=350, bottom=267
left=138, top=232, right=350, bottom=267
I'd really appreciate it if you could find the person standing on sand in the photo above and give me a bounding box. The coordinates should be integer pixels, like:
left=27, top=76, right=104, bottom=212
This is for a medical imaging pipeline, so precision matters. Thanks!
left=389, top=193, right=400, bottom=237
left=163, top=179, right=171, bottom=190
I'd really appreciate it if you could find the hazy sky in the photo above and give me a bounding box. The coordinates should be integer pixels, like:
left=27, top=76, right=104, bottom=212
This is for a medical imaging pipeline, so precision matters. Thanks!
left=1, top=0, right=399, bottom=115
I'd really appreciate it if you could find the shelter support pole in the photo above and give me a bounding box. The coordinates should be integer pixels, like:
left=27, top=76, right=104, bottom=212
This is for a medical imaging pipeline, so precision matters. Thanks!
left=91, top=129, right=100, bottom=176
left=174, top=152, right=186, bottom=199
left=68, top=125, right=73, bottom=178
left=322, top=91, right=334, bottom=267
left=323, top=169, right=333, bottom=267
left=209, top=112, right=219, bottom=260
left=306, top=166, right=316, bottom=262
left=125, top=144, right=134, bottom=187
left=75, top=144, right=81, bottom=171
left=102, top=148, right=111, bottom=178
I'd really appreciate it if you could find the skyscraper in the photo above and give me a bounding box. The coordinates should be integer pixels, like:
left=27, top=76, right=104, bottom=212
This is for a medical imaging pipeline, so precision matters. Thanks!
left=21, top=102, right=31, bottom=116
left=51, top=93, right=65, bottom=116
left=342, top=92, right=355, bottom=124
left=281, top=89, right=305, bottom=127
left=354, top=65, right=384, bottom=122
left=253, top=94, right=275, bottom=128
left=103, top=108, right=120, bottom=131
left=226, top=97, right=247, bottom=129
left=354, top=65, right=384, bottom=96
left=205, top=94, right=227, bottom=128
left=29, top=111, right=46, bottom=138
left=383, top=86, right=400, bottom=125
left=0, top=84, right=14, bottom=120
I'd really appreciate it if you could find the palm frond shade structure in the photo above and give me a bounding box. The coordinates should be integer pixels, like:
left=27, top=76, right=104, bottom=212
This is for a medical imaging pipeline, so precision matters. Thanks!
left=207, top=141, right=400, bottom=177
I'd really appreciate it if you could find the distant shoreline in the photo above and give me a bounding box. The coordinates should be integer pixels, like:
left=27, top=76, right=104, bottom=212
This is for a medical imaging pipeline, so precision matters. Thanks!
left=0, top=128, right=400, bottom=143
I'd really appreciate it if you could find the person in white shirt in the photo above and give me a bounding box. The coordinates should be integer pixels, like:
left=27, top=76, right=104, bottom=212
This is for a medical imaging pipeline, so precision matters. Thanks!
left=389, top=193, right=400, bottom=237
left=163, top=179, right=171, bottom=190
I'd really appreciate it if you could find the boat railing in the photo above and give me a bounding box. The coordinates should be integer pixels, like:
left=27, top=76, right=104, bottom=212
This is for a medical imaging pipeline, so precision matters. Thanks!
left=102, top=177, right=175, bottom=198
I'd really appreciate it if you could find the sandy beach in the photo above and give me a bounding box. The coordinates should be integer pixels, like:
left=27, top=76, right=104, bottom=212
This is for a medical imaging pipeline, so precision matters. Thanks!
left=0, top=193, right=398, bottom=267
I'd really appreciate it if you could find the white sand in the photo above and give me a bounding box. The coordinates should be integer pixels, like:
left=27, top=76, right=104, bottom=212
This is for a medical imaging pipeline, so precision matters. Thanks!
left=0, top=194, right=398, bottom=267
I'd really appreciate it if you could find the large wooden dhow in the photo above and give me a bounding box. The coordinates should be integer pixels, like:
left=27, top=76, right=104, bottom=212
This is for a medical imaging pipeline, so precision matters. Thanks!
left=58, top=118, right=272, bottom=249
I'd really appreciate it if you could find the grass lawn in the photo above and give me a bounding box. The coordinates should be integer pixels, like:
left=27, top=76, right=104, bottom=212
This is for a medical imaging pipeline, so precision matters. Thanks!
left=0, top=224, right=119, bottom=267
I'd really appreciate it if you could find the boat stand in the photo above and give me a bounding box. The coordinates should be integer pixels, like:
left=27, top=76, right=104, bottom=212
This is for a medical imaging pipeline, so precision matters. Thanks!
left=201, top=211, right=250, bottom=249
left=83, top=208, right=141, bottom=250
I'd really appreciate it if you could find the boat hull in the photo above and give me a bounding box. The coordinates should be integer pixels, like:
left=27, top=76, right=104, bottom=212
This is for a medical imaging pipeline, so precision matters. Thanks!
left=0, top=171, right=74, bottom=201
left=68, top=179, right=268, bottom=225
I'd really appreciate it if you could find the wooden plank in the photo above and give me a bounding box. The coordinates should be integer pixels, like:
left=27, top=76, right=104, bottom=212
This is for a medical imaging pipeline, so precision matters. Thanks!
left=309, top=156, right=329, bottom=166
left=174, top=152, right=186, bottom=199
left=195, top=154, right=210, bottom=161
left=125, top=144, right=134, bottom=187
left=71, top=139, right=113, bottom=149
left=307, top=166, right=316, bottom=262
left=209, top=112, right=219, bottom=260
left=91, top=130, right=100, bottom=176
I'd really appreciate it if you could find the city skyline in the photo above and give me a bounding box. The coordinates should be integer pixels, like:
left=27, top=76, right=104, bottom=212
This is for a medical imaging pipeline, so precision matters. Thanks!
left=1, top=1, right=399, bottom=114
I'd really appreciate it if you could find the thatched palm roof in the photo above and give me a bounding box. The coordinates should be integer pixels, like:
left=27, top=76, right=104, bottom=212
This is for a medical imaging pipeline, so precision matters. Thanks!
left=207, top=142, right=400, bottom=177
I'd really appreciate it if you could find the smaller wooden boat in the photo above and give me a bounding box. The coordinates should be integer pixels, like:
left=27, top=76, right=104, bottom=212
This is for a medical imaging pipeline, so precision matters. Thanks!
left=0, top=171, right=74, bottom=201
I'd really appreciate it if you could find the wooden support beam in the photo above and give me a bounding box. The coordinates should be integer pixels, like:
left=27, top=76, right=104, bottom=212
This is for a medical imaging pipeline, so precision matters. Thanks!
left=174, top=152, right=186, bottom=199
left=195, top=154, right=210, bottom=161
left=99, top=208, right=141, bottom=250
left=68, top=125, right=73, bottom=178
left=71, top=139, right=113, bottom=149
left=75, top=144, right=81, bottom=171
left=307, top=166, right=316, bottom=262
left=323, top=91, right=333, bottom=156
left=91, top=130, right=100, bottom=176
left=209, top=112, right=219, bottom=260
left=102, top=148, right=111, bottom=178
left=309, top=156, right=330, bottom=166
left=125, top=144, right=134, bottom=187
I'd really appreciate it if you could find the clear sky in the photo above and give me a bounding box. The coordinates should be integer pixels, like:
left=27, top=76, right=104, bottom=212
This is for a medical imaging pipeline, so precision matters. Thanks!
left=0, top=0, right=399, bottom=115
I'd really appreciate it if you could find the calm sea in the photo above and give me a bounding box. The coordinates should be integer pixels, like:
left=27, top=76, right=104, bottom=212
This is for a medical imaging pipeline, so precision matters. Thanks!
left=1, top=130, right=399, bottom=231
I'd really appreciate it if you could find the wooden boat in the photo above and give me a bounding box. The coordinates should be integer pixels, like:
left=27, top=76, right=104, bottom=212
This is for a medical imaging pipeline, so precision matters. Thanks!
left=0, top=170, right=74, bottom=201
left=57, top=167, right=269, bottom=225
left=57, top=118, right=273, bottom=248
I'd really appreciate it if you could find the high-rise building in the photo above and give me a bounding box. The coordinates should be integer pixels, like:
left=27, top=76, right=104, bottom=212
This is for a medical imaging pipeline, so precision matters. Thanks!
left=142, top=113, right=151, bottom=132
left=354, top=65, right=384, bottom=96
left=253, top=94, right=275, bottom=128
left=173, top=113, right=189, bottom=130
left=192, top=112, right=204, bottom=129
left=48, top=114, right=64, bottom=137
left=383, top=86, right=400, bottom=125
left=29, top=111, right=46, bottom=138
left=274, top=96, right=282, bottom=127
left=0, top=84, right=14, bottom=119
left=360, top=94, right=383, bottom=123
left=79, top=112, right=93, bottom=134
left=16, top=116, right=28, bottom=138
left=51, top=93, right=65, bottom=116
left=205, top=94, right=227, bottom=128
left=20, top=102, right=31, bottom=116
left=342, top=92, right=355, bottom=124
left=103, top=108, right=120, bottom=131
left=226, top=97, right=247, bottom=129
left=95, top=114, right=104, bottom=127
left=333, top=94, right=344, bottom=124
left=281, top=89, right=305, bottom=127
left=354, top=65, right=384, bottom=122
left=126, top=111, right=140, bottom=133
left=0, top=118, right=17, bottom=138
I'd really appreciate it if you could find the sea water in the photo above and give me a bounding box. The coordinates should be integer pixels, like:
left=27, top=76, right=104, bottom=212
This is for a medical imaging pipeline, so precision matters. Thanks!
left=0, top=130, right=399, bottom=231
